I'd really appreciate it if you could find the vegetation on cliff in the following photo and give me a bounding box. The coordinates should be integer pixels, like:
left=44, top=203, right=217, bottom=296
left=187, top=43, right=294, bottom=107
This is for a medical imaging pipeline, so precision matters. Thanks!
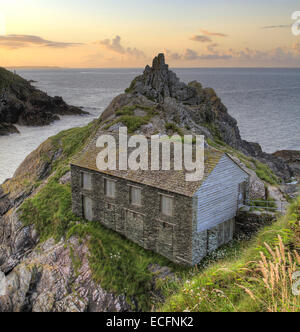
left=1, top=54, right=299, bottom=312
left=16, top=119, right=299, bottom=312
left=161, top=198, right=300, bottom=312
left=18, top=122, right=178, bottom=311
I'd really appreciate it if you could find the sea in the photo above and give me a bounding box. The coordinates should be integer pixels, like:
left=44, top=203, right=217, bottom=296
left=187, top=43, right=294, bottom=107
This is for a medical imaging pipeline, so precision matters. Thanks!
left=0, top=67, right=300, bottom=184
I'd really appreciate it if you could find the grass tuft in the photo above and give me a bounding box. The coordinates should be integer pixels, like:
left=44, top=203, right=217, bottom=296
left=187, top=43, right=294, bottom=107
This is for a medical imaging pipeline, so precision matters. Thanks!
left=160, top=197, right=300, bottom=312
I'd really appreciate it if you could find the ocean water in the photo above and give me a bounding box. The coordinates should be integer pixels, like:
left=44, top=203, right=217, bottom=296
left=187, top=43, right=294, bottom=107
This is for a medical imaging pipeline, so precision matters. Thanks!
left=0, top=67, right=299, bottom=184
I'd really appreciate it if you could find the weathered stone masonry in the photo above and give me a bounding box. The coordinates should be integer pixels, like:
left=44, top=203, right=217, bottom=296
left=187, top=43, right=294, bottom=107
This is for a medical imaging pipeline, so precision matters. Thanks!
left=70, top=129, right=250, bottom=266
left=71, top=165, right=194, bottom=265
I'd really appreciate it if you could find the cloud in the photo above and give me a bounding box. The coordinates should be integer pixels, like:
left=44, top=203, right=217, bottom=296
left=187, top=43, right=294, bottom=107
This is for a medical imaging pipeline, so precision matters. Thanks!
left=206, top=43, right=219, bottom=53
left=261, top=24, right=290, bottom=29
left=225, top=45, right=300, bottom=65
left=199, top=29, right=228, bottom=37
left=166, top=48, right=232, bottom=61
left=98, top=35, right=146, bottom=58
left=0, top=34, right=82, bottom=49
left=190, top=35, right=212, bottom=43
left=166, top=43, right=300, bottom=65
left=165, top=49, right=182, bottom=61
left=99, top=35, right=125, bottom=54
left=126, top=47, right=146, bottom=58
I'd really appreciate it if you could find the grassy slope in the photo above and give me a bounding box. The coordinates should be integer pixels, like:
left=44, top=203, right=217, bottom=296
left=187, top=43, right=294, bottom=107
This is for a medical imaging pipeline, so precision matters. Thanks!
left=207, top=138, right=279, bottom=185
left=103, top=104, right=159, bottom=133
left=0, top=67, right=29, bottom=93
left=15, top=117, right=299, bottom=312
left=19, top=121, right=183, bottom=311
left=160, top=198, right=300, bottom=312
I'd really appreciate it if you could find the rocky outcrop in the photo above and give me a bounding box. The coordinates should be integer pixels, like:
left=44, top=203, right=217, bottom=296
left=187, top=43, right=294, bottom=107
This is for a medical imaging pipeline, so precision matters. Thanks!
left=105, top=53, right=293, bottom=181
left=0, top=54, right=297, bottom=312
left=273, top=150, right=300, bottom=178
left=0, top=67, right=88, bottom=134
left=0, top=130, right=133, bottom=312
left=0, top=123, right=19, bottom=136
left=0, top=237, right=130, bottom=312
left=0, top=137, right=67, bottom=274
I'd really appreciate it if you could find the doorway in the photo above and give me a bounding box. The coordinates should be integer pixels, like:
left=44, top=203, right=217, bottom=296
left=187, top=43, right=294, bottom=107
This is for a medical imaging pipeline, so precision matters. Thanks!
left=238, top=182, right=247, bottom=208
left=83, top=196, right=94, bottom=221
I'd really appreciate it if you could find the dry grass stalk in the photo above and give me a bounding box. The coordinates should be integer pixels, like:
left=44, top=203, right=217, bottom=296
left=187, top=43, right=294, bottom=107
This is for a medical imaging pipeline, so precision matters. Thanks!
left=243, top=235, right=299, bottom=312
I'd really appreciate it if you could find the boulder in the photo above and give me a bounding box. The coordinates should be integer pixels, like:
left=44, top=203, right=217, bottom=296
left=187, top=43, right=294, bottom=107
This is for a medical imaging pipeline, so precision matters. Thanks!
left=0, top=123, right=19, bottom=136
left=273, top=150, right=300, bottom=178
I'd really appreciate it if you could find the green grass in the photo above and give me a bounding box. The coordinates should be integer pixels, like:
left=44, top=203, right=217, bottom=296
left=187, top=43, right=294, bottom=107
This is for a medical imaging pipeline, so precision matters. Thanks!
left=206, top=138, right=279, bottom=185
left=0, top=67, right=27, bottom=91
left=19, top=122, right=97, bottom=241
left=104, top=104, right=158, bottom=134
left=67, top=222, right=176, bottom=310
left=20, top=174, right=79, bottom=242
left=20, top=170, right=179, bottom=310
left=253, top=159, right=279, bottom=185
left=115, top=105, right=136, bottom=116
left=51, top=121, right=96, bottom=162
left=165, top=123, right=184, bottom=136
left=125, top=77, right=138, bottom=94
left=18, top=120, right=183, bottom=311
left=17, top=114, right=296, bottom=312
left=160, top=198, right=300, bottom=312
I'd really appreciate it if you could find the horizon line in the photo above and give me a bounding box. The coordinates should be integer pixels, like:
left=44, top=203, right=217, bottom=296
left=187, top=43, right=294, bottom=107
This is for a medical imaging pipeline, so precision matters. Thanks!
left=5, top=66, right=300, bottom=70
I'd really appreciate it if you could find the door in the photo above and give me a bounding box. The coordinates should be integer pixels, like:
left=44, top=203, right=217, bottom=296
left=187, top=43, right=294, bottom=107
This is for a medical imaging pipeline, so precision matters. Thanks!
left=238, top=182, right=247, bottom=208
left=157, top=222, right=174, bottom=260
left=125, top=210, right=144, bottom=246
left=83, top=196, right=93, bottom=221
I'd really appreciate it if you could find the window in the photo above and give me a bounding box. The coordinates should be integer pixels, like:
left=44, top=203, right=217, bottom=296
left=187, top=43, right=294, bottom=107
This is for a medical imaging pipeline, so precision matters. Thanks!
left=105, top=178, right=116, bottom=198
left=82, top=172, right=92, bottom=190
left=130, top=186, right=142, bottom=206
left=160, top=195, right=174, bottom=217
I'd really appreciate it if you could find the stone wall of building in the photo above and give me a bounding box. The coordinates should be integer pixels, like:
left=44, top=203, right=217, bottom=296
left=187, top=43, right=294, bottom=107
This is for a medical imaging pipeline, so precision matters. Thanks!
left=235, top=211, right=275, bottom=238
left=71, top=165, right=194, bottom=265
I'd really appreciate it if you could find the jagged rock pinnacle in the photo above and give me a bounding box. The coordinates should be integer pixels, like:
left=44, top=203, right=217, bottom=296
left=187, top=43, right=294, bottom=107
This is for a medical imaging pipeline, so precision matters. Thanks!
left=152, top=53, right=167, bottom=70
left=127, top=53, right=200, bottom=103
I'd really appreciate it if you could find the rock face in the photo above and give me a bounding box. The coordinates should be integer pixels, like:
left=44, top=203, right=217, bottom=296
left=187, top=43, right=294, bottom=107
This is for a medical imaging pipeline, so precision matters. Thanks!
left=0, top=54, right=297, bottom=312
left=0, top=237, right=130, bottom=312
left=0, top=133, right=133, bottom=312
left=103, top=53, right=293, bottom=181
left=0, top=123, right=19, bottom=136
left=0, top=67, right=88, bottom=135
left=273, top=150, right=300, bottom=178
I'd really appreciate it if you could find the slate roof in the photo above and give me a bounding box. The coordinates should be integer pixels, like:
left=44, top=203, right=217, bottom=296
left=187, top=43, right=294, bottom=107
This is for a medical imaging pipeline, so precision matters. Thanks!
left=70, top=129, right=225, bottom=197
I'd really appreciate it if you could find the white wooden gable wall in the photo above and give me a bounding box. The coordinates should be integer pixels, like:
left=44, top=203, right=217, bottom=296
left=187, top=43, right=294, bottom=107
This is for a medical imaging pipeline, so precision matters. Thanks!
left=195, top=154, right=249, bottom=233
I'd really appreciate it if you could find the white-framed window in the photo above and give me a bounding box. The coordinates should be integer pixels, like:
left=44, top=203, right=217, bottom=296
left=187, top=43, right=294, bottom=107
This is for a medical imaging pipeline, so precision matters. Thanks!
left=130, top=186, right=142, bottom=206
left=82, top=172, right=92, bottom=191
left=105, top=178, right=116, bottom=198
left=160, top=194, right=174, bottom=217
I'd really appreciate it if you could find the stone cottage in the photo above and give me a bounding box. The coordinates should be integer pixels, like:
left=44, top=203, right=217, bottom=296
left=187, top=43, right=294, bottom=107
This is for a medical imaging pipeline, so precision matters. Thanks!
left=71, top=130, right=250, bottom=266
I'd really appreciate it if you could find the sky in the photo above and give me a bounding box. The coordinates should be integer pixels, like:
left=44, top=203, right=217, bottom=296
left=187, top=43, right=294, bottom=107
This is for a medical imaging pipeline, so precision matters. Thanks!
left=0, top=0, right=300, bottom=67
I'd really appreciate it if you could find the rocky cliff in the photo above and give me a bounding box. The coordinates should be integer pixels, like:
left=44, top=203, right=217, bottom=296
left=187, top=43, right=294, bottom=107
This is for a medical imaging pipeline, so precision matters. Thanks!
left=0, top=67, right=87, bottom=135
left=273, top=150, right=300, bottom=178
left=0, top=54, right=297, bottom=312
left=101, top=53, right=293, bottom=182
